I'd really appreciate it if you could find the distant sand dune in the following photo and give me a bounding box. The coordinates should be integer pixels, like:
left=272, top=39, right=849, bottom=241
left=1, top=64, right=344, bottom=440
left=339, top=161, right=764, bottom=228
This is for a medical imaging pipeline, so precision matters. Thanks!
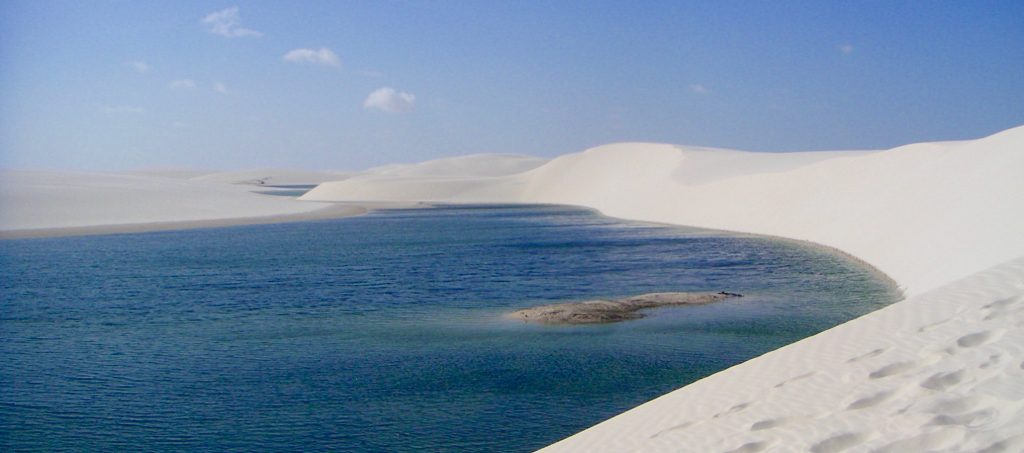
left=0, top=170, right=351, bottom=235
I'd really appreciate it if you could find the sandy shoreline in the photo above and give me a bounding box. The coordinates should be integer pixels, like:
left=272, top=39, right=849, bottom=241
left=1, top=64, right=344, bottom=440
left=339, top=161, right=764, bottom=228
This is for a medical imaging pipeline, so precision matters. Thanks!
left=0, top=203, right=369, bottom=240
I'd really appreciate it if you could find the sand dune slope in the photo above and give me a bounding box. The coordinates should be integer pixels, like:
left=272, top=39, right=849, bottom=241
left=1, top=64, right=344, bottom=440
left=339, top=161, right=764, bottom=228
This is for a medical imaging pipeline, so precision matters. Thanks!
left=302, top=153, right=546, bottom=203
left=542, top=256, right=1024, bottom=452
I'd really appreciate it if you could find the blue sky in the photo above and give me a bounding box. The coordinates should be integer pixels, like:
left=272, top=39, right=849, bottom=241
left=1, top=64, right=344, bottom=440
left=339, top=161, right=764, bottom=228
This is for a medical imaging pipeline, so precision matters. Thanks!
left=1, top=1, right=1022, bottom=171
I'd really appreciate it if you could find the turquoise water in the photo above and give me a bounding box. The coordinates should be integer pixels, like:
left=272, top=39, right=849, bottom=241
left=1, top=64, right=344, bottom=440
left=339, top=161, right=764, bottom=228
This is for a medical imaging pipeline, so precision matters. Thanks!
left=0, top=205, right=899, bottom=451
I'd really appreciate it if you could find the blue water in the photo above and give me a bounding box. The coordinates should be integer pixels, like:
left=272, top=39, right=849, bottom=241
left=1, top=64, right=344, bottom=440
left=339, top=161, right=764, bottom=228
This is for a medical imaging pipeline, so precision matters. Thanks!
left=0, top=205, right=899, bottom=452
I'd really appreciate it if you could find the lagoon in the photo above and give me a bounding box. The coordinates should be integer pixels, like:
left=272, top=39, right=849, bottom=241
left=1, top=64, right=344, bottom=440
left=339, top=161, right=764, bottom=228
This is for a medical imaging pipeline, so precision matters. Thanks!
left=0, top=205, right=899, bottom=452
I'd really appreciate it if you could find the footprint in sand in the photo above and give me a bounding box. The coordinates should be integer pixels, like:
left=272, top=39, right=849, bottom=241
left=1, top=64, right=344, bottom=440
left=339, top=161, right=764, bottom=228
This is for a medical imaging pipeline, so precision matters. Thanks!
left=920, top=369, right=967, bottom=391
left=809, top=432, right=869, bottom=453
left=924, top=394, right=986, bottom=414
left=649, top=420, right=693, bottom=438
left=983, top=295, right=1022, bottom=311
left=983, top=296, right=1023, bottom=320
left=774, top=371, right=815, bottom=388
left=869, top=361, right=917, bottom=379
left=846, top=348, right=887, bottom=364
left=846, top=389, right=896, bottom=410
left=956, top=329, right=1003, bottom=348
left=918, top=318, right=951, bottom=333
left=713, top=402, right=752, bottom=419
left=750, top=417, right=789, bottom=431
left=983, top=308, right=1021, bottom=321
left=725, top=441, right=770, bottom=453
left=980, top=353, right=1003, bottom=369
left=927, top=408, right=997, bottom=429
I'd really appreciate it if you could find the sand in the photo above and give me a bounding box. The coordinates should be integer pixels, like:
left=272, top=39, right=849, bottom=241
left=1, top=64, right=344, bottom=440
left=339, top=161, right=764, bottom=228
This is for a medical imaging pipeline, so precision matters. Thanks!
left=0, top=169, right=359, bottom=238
left=539, top=258, right=1024, bottom=452
left=302, top=125, right=1024, bottom=451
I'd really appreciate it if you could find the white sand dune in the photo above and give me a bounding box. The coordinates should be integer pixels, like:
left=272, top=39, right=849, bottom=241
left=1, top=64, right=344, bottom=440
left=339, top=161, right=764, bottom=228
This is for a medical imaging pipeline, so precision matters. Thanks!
left=0, top=170, right=337, bottom=233
left=301, top=154, right=547, bottom=204
left=544, top=258, right=1024, bottom=452
left=303, top=125, right=1024, bottom=451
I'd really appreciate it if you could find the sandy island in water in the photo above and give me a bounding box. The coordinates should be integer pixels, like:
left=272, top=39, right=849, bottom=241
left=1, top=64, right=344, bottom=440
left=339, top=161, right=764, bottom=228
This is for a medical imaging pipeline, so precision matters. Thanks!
left=507, top=292, right=743, bottom=324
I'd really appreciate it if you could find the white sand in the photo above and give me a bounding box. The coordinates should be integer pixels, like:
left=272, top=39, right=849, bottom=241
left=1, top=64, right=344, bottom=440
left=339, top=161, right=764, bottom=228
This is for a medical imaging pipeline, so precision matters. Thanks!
left=544, top=258, right=1024, bottom=452
left=303, top=125, right=1024, bottom=451
left=0, top=170, right=350, bottom=236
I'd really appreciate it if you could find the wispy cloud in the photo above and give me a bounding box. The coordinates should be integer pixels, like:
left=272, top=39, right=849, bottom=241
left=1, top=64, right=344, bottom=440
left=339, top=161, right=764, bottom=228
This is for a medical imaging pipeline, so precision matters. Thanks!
left=363, top=87, right=416, bottom=113
left=201, top=7, right=262, bottom=38
left=126, top=60, right=149, bottom=73
left=213, top=81, right=228, bottom=94
left=283, top=48, right=341, bottom=67
left=839, top=44, right=855, bottom=55
left=102, top=105, right=146, bottom=114
left=168, top=79, right=196, bottom=89
left=359, top=69, right=383, bottom=78
left=689, top=84, right=709, bottom=95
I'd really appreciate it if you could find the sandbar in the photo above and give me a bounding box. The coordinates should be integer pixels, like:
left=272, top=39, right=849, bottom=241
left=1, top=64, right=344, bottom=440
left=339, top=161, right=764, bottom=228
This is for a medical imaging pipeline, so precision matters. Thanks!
left=508, top=292, right=742, bottom=324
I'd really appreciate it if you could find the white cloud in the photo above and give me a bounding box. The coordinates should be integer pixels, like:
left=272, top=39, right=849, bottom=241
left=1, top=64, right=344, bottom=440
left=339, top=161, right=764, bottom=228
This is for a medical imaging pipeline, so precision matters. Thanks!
left=126, top=60, right=149, bottom=73
left=169, top=79, right=196, bottom=89
left=283, top=48, right=341, bottom=67
left=201, top=7, right=262, bottom=38
left=102, top=105, right=146, bottom=114
left=363, top=87, right=416, bottom=114
left=689, top=84, right=709, bottom=95
left=213, top=81, right=228, bottom=94
left=839, top=44, right=855, bottom=55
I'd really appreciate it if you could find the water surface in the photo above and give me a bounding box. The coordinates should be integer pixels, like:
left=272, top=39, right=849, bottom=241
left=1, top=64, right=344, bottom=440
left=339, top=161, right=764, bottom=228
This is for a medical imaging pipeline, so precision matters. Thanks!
left=0, top=205, right=900, bottom=452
